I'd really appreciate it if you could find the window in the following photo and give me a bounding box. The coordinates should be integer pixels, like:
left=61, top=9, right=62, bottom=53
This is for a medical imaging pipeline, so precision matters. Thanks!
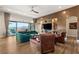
left=8, top=21, right=35, bottom=36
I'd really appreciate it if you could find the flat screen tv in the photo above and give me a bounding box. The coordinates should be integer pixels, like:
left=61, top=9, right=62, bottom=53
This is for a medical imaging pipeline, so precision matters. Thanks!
left=43, top=23, right=52, bottom=30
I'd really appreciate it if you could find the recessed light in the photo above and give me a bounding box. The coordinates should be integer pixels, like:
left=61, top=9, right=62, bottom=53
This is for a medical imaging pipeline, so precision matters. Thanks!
left=62, top=11, right=66, bottom=14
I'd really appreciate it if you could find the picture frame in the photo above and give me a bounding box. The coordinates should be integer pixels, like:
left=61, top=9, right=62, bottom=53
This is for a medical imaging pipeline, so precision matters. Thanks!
left=69, top=22, right=77, bottom=29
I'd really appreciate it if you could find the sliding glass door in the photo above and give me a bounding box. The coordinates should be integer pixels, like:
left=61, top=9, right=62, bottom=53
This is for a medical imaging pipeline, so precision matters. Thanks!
left=8, top=21, right=35, bottom=36
left=17, top=22, right=29, bottom=32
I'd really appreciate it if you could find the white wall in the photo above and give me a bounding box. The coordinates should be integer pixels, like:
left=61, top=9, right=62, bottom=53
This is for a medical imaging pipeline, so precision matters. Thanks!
left=10, top=14, right=33, bottom=23
left=35, top=23, right=42, bottom=34
left=0, top=12, right=6, bottom=38
left=66, top=16, right=78, bottom=37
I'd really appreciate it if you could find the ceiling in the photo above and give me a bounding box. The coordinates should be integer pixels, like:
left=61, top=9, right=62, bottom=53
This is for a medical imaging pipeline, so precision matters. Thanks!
left=0, top=5, right=76, bottom=18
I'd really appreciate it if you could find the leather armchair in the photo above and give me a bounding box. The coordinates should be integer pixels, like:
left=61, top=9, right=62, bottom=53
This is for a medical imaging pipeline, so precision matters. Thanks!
left=55, top=32, right=66, bottom=43
left=39, top=34, right=55, bottom=54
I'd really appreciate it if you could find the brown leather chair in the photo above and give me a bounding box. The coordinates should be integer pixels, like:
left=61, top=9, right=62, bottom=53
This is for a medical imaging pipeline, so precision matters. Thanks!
left=56, top=32, right=66, bottom=43
left=61, top=32, right=66, bottom=38
left=39, top=34, right=55, bottom=54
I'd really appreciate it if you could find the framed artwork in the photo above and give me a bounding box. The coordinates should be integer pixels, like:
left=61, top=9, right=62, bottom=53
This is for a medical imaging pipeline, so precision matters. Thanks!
left=69, top=22, right=77, bottom=29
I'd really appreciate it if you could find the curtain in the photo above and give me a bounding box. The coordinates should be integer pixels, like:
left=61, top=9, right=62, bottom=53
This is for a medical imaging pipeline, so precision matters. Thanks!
left=4, top=13, right=10, bottom=37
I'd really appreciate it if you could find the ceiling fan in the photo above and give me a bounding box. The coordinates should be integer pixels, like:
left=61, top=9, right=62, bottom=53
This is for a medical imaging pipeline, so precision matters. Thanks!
left=31, top=6, right=39, bottom=14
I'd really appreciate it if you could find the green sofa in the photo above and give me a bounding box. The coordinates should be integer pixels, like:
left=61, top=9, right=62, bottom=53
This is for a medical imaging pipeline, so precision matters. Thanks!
left=16, top=31, right=38, bottom=43
left=29, top=31, right=38, bottom=34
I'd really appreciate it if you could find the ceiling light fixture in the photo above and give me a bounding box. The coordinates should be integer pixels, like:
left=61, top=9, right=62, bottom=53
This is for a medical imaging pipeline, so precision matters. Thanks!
left=31, top=6, right=39, bottom=14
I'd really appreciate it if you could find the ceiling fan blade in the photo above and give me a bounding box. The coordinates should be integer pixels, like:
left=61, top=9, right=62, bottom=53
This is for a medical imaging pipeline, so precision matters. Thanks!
left=31, top=6, right=39, bottom=14
left=32, top=10, right=39, bottom=13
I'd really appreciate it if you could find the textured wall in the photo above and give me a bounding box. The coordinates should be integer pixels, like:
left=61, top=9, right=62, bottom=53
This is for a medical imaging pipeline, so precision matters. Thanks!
left=35, top=6, right=79, bottom=38
left=66, top=16, right=78, bottom=37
